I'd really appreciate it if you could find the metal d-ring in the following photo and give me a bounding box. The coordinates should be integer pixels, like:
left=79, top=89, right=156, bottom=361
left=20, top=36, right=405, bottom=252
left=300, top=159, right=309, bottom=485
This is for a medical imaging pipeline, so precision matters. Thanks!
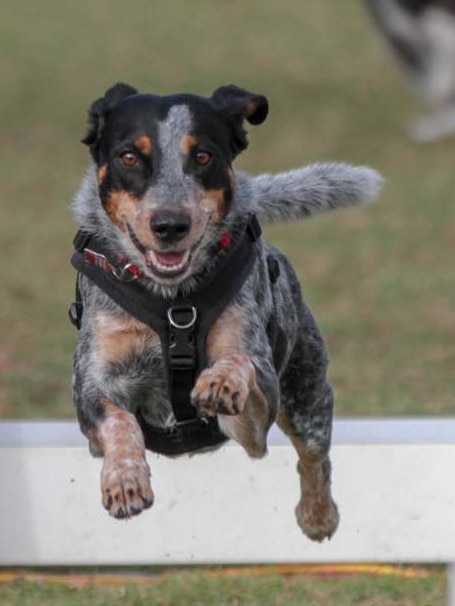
left=167, top=306, right=197, bottom=330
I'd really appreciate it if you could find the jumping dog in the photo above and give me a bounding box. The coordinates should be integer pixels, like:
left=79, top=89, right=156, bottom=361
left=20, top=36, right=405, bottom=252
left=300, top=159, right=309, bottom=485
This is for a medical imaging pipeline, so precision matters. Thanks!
left=70, top=83, right=382, bottom=541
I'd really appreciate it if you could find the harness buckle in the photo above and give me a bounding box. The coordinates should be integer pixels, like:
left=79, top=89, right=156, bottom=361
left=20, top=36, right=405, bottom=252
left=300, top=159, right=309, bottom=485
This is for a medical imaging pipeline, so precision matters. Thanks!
left=167, top=306, right=197, bottom=369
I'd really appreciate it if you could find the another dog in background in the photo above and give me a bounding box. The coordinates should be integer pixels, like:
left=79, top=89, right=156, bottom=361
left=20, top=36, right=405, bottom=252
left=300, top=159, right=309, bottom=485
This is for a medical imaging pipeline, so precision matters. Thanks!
left=365, top=0, right=455, bottom=141
left=70, top=83, right=382, bottom=541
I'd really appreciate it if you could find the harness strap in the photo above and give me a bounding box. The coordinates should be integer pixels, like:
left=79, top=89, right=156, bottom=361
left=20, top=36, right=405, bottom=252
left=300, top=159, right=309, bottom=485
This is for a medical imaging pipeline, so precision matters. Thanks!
left=166, top=304, right=198, bottom=422
left=69, top=216, right=262, bottom=453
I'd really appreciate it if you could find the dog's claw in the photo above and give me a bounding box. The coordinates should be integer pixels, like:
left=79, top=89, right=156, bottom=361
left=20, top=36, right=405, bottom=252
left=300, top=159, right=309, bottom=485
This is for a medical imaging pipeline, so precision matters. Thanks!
left=142, top=495, right=154, bottom=509
left=116, top=507, right=127, bottom=519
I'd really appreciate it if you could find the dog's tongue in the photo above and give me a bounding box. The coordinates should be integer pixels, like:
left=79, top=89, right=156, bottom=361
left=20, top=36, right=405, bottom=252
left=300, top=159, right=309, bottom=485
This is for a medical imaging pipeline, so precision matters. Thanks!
left=154, top=251, right=186, bottom=267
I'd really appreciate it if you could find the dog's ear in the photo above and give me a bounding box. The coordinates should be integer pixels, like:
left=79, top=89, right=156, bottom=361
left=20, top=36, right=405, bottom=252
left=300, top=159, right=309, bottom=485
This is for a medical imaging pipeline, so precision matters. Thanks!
left=82, top=83, right=138, bottom=152
left=211, top=85, right=268, bottom=125
left=210, top=85, right=268, bottom=156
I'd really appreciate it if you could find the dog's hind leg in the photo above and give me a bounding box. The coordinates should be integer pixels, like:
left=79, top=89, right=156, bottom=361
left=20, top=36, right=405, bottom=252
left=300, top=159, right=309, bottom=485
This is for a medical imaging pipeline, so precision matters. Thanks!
left=277, top=322, right=339, bottom=542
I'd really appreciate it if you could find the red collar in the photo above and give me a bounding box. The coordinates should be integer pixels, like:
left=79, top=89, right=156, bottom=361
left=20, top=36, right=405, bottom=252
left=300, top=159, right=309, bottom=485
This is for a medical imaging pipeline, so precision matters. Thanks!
left=83, top=249, right=143, bottom=281
left=83, top=230, right=233, bottom=282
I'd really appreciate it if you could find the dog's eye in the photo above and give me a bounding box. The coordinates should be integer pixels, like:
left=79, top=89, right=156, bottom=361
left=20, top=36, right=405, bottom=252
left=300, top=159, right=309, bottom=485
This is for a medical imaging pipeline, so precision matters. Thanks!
left=120, top=151, right=139, bottom=167
left=195, top=151, right=212, bottom=166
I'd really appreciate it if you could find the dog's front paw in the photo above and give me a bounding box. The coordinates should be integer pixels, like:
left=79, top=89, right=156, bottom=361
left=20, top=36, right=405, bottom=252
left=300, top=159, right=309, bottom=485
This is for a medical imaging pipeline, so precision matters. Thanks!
left=101, top=457, right=154, bottom=519
left=191, top=355, right=251, bottom=417
left=296, top=497, right=340, bottom=542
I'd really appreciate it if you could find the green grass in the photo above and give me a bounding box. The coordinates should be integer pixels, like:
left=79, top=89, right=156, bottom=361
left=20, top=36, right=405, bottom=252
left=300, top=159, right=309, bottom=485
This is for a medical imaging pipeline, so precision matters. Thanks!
left=0, top=1, right=454, bottom=420
left=0, top=569, right=446, bottom=606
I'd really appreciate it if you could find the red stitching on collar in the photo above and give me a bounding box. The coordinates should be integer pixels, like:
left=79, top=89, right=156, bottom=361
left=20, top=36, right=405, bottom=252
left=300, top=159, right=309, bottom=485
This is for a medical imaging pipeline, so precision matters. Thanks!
left=84, top=249, right=143, bottom=281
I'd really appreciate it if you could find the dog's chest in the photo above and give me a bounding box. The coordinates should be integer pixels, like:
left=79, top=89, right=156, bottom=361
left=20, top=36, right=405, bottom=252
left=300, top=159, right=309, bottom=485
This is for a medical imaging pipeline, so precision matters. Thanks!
left=93, top=311, right=171, bottom=410
left=94, top=310, right=161, bottom=361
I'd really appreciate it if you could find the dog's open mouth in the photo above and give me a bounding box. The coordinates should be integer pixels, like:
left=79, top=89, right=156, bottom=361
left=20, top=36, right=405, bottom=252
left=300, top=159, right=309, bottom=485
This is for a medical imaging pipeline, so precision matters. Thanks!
left=145, top=249, right=191, bottom=277
left=126, top=224, right=191, bottom=279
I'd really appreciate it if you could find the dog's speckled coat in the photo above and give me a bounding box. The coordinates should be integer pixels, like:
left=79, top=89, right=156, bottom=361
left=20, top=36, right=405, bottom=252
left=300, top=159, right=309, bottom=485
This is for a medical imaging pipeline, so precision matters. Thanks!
left=72, top=83, right=382, bottom=540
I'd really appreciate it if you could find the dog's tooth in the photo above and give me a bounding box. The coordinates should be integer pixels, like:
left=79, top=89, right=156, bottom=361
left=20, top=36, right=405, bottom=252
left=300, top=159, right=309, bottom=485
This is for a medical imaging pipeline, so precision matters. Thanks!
left=145, top=250, right=156, bottom=266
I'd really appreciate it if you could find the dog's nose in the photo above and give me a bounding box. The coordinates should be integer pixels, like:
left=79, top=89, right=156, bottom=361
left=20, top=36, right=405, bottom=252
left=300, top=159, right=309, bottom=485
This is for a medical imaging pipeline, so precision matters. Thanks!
left=150, top=211, right=191, bottom=243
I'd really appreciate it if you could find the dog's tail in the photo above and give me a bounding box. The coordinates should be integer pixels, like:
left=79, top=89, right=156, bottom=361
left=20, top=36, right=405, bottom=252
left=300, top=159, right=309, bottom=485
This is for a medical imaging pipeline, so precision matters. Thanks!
left=249, top=162, right=383, bottom=224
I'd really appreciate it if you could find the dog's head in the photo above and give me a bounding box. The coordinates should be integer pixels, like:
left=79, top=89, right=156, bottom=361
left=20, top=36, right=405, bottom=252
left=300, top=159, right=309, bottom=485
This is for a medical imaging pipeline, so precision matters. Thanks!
left=82, top=83, right=268, bottom=286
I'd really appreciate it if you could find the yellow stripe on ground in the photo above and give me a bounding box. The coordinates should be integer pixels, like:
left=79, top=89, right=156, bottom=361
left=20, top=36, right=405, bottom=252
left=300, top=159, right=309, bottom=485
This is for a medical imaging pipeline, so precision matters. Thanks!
left=0, top=564, right=442, bottom=587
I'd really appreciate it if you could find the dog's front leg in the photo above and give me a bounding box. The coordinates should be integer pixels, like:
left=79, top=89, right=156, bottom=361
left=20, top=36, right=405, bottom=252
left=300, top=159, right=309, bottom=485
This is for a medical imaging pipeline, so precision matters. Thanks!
left=190, top=305, right=275, bottom=458
left=191, top=353, right=269, bottom=457
left=89, top=400, right=154, bottom=519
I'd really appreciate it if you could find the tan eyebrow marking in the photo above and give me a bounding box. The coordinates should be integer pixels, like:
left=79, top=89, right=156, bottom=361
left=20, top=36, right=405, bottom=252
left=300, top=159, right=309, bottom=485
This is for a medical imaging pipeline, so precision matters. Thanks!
left=180, top=134, right=196, bottom=155
left=134, top=135, right=153, bottom=156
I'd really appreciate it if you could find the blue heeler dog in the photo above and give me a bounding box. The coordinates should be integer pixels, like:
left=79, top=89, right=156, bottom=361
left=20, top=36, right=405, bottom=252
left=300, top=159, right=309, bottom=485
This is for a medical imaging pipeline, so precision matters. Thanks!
left=70, top=83, right=382, bottom=541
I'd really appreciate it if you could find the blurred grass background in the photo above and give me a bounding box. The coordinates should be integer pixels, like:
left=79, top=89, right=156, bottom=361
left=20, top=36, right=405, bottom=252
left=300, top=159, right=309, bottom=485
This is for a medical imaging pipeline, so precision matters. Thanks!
left=0, top=0, right=454, bottom=420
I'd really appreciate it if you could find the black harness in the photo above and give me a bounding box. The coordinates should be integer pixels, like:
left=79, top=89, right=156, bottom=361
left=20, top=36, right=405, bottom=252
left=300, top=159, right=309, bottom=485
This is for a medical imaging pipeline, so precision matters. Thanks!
left=69, top=216, right=269, bottom=456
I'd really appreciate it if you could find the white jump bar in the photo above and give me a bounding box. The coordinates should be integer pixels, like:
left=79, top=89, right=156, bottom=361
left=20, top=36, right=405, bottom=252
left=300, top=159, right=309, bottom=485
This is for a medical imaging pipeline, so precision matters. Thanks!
left=1, top=417, right=455, bottom=447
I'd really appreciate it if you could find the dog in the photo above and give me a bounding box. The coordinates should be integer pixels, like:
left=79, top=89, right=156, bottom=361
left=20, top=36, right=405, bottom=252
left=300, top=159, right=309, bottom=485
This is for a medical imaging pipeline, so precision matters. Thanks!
left=70, top=83, right=382, bottom=542
left=365, top=0, right=455, bottom=141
